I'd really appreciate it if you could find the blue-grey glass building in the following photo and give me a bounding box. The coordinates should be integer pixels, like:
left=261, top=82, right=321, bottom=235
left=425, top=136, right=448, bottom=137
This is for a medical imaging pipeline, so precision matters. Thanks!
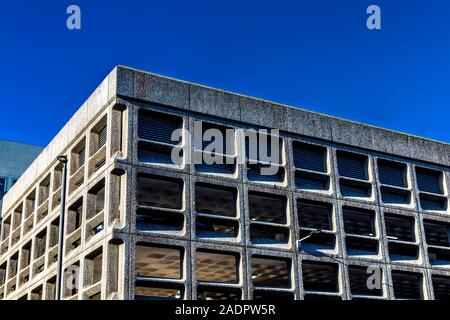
left=0, top=140, right=43, bottom=214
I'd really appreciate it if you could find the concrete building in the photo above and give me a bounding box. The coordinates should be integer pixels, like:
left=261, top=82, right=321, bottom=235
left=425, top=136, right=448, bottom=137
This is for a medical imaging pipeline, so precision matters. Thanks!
left=0, top=66, right=450, bottom=300
left=0, top=140, right=43, bottom=214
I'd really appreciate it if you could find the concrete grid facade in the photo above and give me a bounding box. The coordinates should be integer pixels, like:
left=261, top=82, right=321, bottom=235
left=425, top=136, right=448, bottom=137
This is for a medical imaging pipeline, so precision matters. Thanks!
left=1, top=66, right=450, bottom=300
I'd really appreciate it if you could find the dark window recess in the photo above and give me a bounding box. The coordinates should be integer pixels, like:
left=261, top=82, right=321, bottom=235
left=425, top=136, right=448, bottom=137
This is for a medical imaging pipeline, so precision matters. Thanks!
left=98, top=126, right=107, bottom=149
left=428, top=247, right=450, bottom=265
left=195, top=161, right=235, bottom=175
left=253, top=291, right=295, bottom=301
left=137, top=175, right=183, bottom=209
left=381, top=186, right=410, bottom=205
left=299, top=229, right=336, bottom=250
left=138, top=110, right=182, bottom=145
left=293, top=142, right=327, bottom=173
left=136, top=208, right=184, bottom=232
left=247, top=164, right=285, bottom=183
left=197, top=122, right=234, bottom=156
left=343, top=207, right=375, bottom=236
left=250, top=224, right=289, bottom=245
left=134, top=281, right=183, bottom=300
left=336, top=151, right=368, bottom=181
left=295, top=171, right=329, bottom=191
left=384, top=214, right=415, bottom=242
left=251, top=256, right=290, bottom=288
left=416, top=167, right=443, bottom=195
left=197, top=286, right=241, bottom=301
left=340, top=179, right=371, bottom=198
left=249, top=192, right=286, bottom=224
left=346, top=237, right=379, bottom=255
left=424, top=221, right=450, bottom=247
left=78, top=147, right=86, bottom=168
left=432, top=276, right=450, bottom=300
left=196, top=216, right=238, bottom=239
left=388, top=242, right=419, bottom=261
left=195, top=183, right=236, bottom=217
left=349, top=266, right=383, bottom=296
left=245, top=135, right=282, bottom=164
left=302, top=261, right=338, bottom=293
left=138, top=141, right=180, bottom=165
left=378, top=159, right=407, bottom=188
left=420, top=194, right=447, bottom=211
left=391, top=271, right=422, bottom=300
left=298, top=200, right=333, bottom=231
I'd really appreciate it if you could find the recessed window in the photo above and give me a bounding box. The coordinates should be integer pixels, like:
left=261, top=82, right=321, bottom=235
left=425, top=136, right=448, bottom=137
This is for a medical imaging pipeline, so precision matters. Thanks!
left=194, top=122, right=236, bottom=175
left=298, top=200, right=335, bottom=251
left=432, top=275, right=450, bottom=300
left=416, top=167, right=443, bottom=194
left=136, top=208, right=184, bottom=233
left=302, top=261, right=338, bottom=293
left=63, top=262, right=80, bottom=298
left=250, top=224, right=289, bottom=245
left=251, top=256, right=291, bottom=288
left=343, top=207, right=375, bottom=236
left=245, top=132, right=285, bottom=183
left=137, top=175, right=183, bottom=209
left=84, top=248, right=103, bottom=286
left=137, top=110, right=183, bottom=165
left=385, top=214, right=415, bottom=242
left=249, top=192, right=286, bottom=224
left=195, top=183, right=236, bottom=217
left=196, top=250, right=238, bottom=284
left=378, top=159, right=407, bottom=188
left=337, top=151, right=368, bottom=181
left=135, top=281, right=183, bottom=300
left=197, top=286, right=241, bottom=300
left=348, top=266, right=383, bottom=297
left=298, top=200, right=332, bottom=230
left=424, top=220, right=449, bottom=247
left=415, top=167, right=447, bottom=211
left=378, top=160, right=410, bottom=204
left=343, top=207, right=378, bottom=256
left=391, top=271, right=423, bottom=300
left=385, top=213, right=419, bottom=261
left=424, top=220, right=450, bottom=266
left=293, top=142, right=327, bottom=173
left=249, top=192, right=289, bottom=245
left=196, top=216, right=238, bottom=239
left=67, top=199, right=83, bottom=234
left=135, top=244, right=182, bottom=279
left=293, top=142, right=329, bottom=191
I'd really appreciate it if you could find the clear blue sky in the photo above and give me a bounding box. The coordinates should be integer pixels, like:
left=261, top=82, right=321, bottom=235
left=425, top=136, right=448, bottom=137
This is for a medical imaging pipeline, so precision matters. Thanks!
left=2, top=0, right=450, bottom=146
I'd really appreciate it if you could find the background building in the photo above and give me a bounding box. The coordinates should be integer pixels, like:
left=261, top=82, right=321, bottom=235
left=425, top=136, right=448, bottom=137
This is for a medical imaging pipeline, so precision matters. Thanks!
left=0, top=66, right=450, bottom=300
left=0, top=140, right=43, bottom=214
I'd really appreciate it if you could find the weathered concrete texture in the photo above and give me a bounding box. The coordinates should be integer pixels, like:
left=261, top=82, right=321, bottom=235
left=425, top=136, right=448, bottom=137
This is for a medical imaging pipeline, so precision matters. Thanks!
left=190, top=85, right=241, bottom=121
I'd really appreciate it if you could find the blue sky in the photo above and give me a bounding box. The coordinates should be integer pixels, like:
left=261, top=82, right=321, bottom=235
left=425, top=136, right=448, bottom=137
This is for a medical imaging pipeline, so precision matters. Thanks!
left=2, top=0, right=450, bottom=146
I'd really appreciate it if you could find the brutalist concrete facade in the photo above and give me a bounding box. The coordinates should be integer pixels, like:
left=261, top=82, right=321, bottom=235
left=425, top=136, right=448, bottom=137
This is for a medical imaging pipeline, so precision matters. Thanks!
left=1, top=66, right=450, bottom=300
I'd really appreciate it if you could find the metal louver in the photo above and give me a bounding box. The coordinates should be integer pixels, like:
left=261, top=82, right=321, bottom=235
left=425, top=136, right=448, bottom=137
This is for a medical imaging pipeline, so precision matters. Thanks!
left=337, top=151, right=368, bottom=180
left=378, top=160, right=406, bottom=187
left=98, top=126, right=107, bottom=149
left=138, top=110, right=182, bottom=145
left=78, top=147, right=86, bottom=167
left=416, top=167, right=443, bottom=194
left=293, top=143, right=326, bottom=172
